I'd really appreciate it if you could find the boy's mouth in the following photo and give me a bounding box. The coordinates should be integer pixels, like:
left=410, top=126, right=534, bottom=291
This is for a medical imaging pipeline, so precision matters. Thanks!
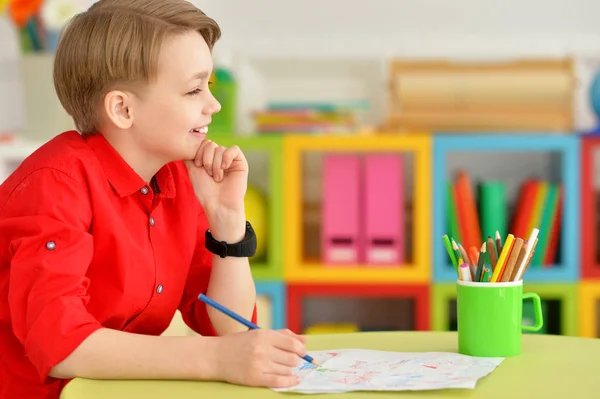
left=190, top=126, right=209, bottom=135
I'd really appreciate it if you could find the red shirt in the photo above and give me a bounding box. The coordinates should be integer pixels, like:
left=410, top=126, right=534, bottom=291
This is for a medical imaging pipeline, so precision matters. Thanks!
left=0, top=131, right=257, bottom=398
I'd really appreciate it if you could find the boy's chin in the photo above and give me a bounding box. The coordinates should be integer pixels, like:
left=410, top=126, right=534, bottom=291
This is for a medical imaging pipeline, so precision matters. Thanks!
left=180, top=144, right=202, bottom=163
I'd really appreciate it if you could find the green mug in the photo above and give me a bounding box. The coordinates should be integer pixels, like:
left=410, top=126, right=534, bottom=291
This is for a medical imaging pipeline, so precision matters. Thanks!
left=456, top=280, right=543, bottom=357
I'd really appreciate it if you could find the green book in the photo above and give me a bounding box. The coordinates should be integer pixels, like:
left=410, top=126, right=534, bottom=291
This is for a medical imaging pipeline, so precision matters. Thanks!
left=532, top=183, right=558, bottom=266
left=479, top=181, right=507, bottom=242
left=447, top=182, right=461, bottom=243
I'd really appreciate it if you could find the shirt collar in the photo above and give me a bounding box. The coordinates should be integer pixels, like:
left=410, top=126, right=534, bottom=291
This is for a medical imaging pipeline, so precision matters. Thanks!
left=85, top=134, right=176, bottom=199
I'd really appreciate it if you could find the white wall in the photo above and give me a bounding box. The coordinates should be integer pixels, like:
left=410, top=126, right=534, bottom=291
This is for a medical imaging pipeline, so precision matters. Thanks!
left=0, top=18, right=25, bottom=133
left=4, top=0, right=600, bottom=141
left=189, top=0, right=600, bottom=134
left=194, top=0, right=600, bottom=58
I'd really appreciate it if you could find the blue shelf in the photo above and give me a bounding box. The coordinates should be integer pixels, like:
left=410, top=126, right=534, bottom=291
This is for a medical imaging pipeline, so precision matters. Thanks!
left=255, top=281, right=286, bottom=329
left=432, top=134, right=580, bottom=282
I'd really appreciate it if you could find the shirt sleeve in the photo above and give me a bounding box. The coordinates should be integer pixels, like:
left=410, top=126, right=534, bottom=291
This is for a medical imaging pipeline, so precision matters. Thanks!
left=178, top=207, right=257, bottom=336
left=2, top=168, right=103, bottom=382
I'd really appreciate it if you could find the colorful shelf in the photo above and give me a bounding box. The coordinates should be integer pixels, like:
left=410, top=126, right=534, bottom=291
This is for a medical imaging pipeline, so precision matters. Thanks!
left=0, top=130, right=594, bottom=337
left=216, top=136, right=284, bottom=280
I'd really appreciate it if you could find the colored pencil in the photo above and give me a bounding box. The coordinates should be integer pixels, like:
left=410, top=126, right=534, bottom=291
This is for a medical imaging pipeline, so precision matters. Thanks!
left=509, top=241, right=529, bottom=281
left=458, top=243, right=472, bottom=269
left=514, top=237, right=539, bottom=281
left=481, top=267, right=491, bottom=282
left=512, top=228, right=539, bottom=281
left=495, top=230, right=503, bottom=257
left=486, top=236, right=497, bottom=270
left=451, top=239, right=463, bottom=267
left=490, top=234, right=515, bottom=282
left=500, top=238, right=524, bottom=282
left=198, top=294, right=320, bottom=367
left=459, top=263, right=472, bottom=281
left=475, top=242, right=486, bottom=282
left=442, top=235, right=458, bottom=270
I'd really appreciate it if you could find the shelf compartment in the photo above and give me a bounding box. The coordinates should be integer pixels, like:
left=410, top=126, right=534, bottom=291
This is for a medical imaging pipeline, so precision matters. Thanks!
left=433, top=134, right=579, bottom=282
left=283, top=134, right=432, bottom=283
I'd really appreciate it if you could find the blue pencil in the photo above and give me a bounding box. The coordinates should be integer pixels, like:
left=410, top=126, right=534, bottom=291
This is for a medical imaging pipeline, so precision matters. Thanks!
left=198, top=294, right=320, bottom=366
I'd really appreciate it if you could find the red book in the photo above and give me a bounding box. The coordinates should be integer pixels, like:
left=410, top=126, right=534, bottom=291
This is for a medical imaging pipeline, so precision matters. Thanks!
left=510, top=179, right=538, bottom=239
left=454, top=171, right=482, bottom=250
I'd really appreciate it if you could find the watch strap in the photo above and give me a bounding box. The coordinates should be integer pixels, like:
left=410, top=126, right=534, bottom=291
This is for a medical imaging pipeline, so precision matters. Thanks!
left=205, top=221, right=257, bottom=258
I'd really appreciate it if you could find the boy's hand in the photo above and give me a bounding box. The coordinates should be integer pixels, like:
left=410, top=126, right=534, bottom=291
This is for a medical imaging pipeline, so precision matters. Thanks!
left=214, top=329, right=308, bottom=388
left=185, top=139, right=248, bottom=241
left=186, top=139, right=248, bottom=212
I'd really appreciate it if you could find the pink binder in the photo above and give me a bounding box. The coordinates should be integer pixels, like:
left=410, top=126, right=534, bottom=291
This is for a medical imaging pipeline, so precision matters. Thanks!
left=363, top=154, right=404, bottom=265
left=322, top=154, right=362, bottom=265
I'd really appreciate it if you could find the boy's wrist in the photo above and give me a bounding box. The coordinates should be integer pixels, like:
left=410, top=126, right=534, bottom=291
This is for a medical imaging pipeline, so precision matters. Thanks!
left=205, top=208, right=246, bottom=243
left=190, top=335, right=222, bottom=381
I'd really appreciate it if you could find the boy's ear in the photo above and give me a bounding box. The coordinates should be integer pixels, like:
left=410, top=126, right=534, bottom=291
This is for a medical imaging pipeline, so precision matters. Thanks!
left=103, top=90, right=134, bottom=129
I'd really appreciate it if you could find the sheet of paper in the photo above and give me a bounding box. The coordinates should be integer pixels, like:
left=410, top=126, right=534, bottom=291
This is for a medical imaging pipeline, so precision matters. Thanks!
left=273, top=349, right=504, bottom=394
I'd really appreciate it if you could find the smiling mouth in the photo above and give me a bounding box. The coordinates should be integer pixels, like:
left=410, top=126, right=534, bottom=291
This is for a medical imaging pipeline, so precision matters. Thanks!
left=190, top=126, right=209, bottom=134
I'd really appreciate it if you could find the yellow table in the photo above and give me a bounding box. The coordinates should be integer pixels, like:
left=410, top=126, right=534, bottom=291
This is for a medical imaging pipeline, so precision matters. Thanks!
left=60, top=331, right=600, bottom=398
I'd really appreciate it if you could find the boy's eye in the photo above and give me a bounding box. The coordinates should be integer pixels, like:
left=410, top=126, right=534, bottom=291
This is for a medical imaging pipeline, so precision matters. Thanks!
left=187, top=88, right=202, bottom=96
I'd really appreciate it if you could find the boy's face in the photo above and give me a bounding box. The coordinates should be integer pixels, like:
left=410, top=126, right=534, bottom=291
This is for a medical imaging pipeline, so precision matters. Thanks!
left=127, top=30, right=221, bottom=163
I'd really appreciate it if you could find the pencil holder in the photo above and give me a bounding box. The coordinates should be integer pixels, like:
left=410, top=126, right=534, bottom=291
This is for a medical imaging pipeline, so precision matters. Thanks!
left=456, top=280, right=543, bottom=357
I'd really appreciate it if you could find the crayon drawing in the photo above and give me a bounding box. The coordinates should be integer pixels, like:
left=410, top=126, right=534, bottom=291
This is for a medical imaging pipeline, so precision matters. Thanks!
left=273, top=349, right=503, bottom=394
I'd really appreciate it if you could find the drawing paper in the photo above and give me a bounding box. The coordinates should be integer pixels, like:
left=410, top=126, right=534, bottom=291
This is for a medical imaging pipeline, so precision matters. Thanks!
left=273, top=349, right=503, bottom=394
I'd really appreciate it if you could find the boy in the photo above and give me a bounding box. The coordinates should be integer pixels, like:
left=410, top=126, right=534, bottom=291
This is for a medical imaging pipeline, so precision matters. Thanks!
left=0, top=1, right=306, bottom=397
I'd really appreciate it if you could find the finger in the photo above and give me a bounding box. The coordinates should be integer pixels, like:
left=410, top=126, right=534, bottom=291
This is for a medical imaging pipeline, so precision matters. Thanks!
left=271, top=331, right=307, bottom=357
left=278, top=329, right=307, bottom=343
left=212, top=146, right=226, bottom=182
left=270, top=346, right=301, bottom=368
left=194, top=139, right=212, bottom=167
left=262, top=373, right=300, bottom=389
left=221, top=145, right=243, bottom=170
left=265, top=360, right=296, bottom=375
left=202, top=141, right=218, bottom=176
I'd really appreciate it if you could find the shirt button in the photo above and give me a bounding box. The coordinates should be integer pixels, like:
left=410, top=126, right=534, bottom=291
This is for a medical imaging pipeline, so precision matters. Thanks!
left=46, top=241, right=56, bottom=250
left=149, top=217, right=155, bottom=226
left=140, top=186, right=149, bottom=195
left=156, top=285, right=163, bottom=294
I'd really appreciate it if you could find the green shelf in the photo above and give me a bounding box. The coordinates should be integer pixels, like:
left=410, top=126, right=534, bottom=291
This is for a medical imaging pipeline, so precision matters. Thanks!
left=213, top=135, right=284, bottom=280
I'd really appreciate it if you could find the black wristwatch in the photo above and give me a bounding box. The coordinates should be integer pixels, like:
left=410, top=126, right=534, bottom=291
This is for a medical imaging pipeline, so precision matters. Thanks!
left=205, top=221, right=257, bottom=258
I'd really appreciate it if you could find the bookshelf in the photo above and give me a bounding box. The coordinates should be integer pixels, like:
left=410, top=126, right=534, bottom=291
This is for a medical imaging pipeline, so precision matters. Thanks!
left=432, top=134, right=580, bottom=283
left=3, top=48, right=593, bottom=339
left=0, top=132, right=593, bottom=338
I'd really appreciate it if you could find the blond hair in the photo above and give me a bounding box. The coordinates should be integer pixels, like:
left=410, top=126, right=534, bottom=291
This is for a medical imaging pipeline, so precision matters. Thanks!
left=53, top=0, right=221, bottom=135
